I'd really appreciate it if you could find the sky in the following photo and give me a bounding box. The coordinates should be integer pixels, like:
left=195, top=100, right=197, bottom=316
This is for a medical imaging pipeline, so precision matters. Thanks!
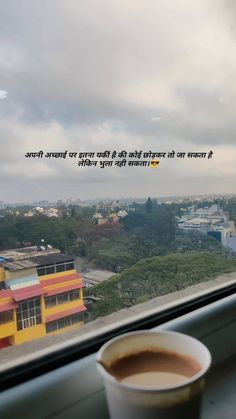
left=0, top=0, right=236, bottom=203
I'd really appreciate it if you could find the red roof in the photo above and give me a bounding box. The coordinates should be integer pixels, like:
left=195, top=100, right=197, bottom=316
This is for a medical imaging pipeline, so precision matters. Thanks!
left=12, top=284, right=45, bottom=302
left=0, top=289, right=12, bottom=299
left=46, top=304, right=87, bottom=323
left=41, top=272, right=82, bottom=287
left=0, top=302, right=18, bottom=313
left=46, top=282, right=84, bottom=297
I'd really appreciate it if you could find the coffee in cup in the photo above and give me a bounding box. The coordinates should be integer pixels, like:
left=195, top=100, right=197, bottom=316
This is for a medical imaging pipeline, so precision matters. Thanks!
left=102, top=348, right=202, bottom=387
left=97, top=331, right=211, bottom=419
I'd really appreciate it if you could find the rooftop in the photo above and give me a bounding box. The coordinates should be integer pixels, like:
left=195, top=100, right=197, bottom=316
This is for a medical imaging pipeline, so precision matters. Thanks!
left=30, top=253, right=74, bottom=267
left=0, top=247, right=72, bottom=271
left=0, top=246, right=60, bottom=261
left=0, top=259, right=37, bottom=272
left=82, top=269, right=116, bottom=285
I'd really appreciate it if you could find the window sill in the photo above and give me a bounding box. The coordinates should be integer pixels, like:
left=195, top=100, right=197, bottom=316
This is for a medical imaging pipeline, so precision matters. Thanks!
left=0, top=289, right=235, bottom=418
left=0, top=273, right=235, bottom=376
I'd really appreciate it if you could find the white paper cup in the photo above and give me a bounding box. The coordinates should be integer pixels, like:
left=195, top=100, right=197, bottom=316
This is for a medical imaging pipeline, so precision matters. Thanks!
left=97, top=330, right=211, bottom=419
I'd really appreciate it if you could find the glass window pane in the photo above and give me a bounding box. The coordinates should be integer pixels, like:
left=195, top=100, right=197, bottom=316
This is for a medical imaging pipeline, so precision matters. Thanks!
left=65, top=262, right=74, bottom=271
left=34, top=298, right=40, bottom=307
left=57, top=295, right=63, bottom=305
left=17, top=321, right=22, bottom=331
left=56, top=264, right=65, bottom=273
left=70, top=292, right=75, bottom=301
left=63, top=293, right=68, bottom=303
left=0, top=282, right=5, bottom=290
left=16, top=311, right=21, bottom=321
left=28, top=301, right=34, bottom=309
left=23, top=319, right=29, bottom=329
left=74, top=290, right=80, bottom=299
left=35, top=307, right=41, bottom=315
left=46, top=266, right=55, bottom=275
left=46, top=322, right=57, bottom=333
left=47, top=297, right=56, bottom=307
left=58, top=319, right=63, bottom=328
left=21, top=302, right=28, bottom=311
left=29, top=309, right=35, bottom=317
left=37, top=268, right=45, bottom=276
left=22, top=310, right=29, bottom=319
left=45, top=299, right=50, bottom=308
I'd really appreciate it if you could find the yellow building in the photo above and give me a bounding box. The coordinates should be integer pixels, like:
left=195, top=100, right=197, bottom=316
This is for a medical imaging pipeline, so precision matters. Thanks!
left=0, top=247, right=86, bottom=348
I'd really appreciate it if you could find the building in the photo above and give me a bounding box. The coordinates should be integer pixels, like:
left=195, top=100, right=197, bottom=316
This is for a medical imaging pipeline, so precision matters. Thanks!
left=177, top=204, right=234, bottom=248
left=82, top=269, right=116, bottom=287
left=0, top=246, right=86, bottom=348
left=226, top=236, right=236, bottom=252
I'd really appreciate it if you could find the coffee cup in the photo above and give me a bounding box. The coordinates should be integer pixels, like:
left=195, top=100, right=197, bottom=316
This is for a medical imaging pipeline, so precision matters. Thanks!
left=97, top=330, right=211, bottom=419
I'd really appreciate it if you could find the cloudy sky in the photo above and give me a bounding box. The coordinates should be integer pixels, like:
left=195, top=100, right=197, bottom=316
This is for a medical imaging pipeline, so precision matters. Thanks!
left=0, top=0, right=235, bottom=203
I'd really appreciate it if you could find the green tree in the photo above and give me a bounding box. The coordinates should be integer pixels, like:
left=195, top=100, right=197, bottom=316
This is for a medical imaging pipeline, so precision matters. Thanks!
left=85, top=252, right=236, bottom=320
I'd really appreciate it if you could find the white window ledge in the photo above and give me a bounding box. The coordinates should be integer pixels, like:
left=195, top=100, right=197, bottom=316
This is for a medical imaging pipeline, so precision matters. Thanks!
left=0, top=291, right=235, bottom=419
left=0, top=273, right=235, bottom=371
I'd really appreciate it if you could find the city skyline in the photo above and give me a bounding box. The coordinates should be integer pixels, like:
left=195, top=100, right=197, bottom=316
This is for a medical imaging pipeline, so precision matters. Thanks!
left=0, top=1, right=236, bottom=201
left=1, top=192, right=236, bottom=207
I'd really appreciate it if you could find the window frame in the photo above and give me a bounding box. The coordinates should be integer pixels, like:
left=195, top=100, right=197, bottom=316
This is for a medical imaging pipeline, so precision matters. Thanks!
left=16, top=297, right=42, bottom=331
left=37, top=261, right=74, bottom=277
left=46, top=312, right=85, bottom=333
left=1, top=291, right=236, bottom=419
left=44, top=289, right=81, bottom=308
left=0, top=282, right=235, bottom=391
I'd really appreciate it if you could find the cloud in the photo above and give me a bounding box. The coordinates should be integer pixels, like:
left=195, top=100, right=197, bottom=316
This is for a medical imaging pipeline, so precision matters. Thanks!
left=0, top=90, right=7, bottom=99
left=0, top=0, right=235, bottom=201
left=150, top=117, right=162, bottom=122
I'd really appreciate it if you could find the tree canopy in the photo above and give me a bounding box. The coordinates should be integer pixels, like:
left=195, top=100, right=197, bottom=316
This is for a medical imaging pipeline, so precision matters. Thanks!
left=86, top=252, right=236, bottom=319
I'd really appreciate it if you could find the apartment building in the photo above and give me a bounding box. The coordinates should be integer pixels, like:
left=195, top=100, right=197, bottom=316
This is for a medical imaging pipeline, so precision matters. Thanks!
left=0, top=247, right=86, bottom=348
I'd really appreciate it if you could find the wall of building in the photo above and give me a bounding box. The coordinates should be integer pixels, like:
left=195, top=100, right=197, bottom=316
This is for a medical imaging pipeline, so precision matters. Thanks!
left=0, top=263, right=86, bottom=347
left=0, top=267, right=5, bottom=281
left=45, top=298, right=83, bottom=319
left=9, top=324, right=46, bottom=345
left=45, top=321, right=84, bottom=337
left=5, top=267, right=37, bottom=280
left=39, top=269, right=76, bottom=282
left=0, top=321, right=16, bottom=339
